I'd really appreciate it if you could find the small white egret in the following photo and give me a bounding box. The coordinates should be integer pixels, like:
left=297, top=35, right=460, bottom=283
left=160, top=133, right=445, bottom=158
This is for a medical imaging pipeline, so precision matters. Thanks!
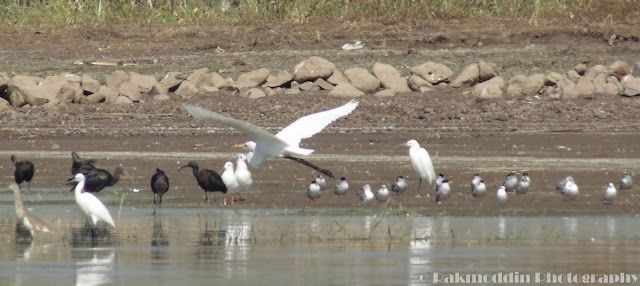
left=358, top=184, right=374, bottom=203
left=221, top=162, right=240, bottom=204
left=334, top=177, right=349, bottom=195
left=235, top=154, right=253, bottom=201
left=470, top=174, right=482, bottom=193
left=182, top=100, right=359, bottom=178
left=376, top=185, right=390, bottom=202
left=8, top=183, right=51, bottom=237
left=473, top=180, right=487, bottom=198
left=620, top=172, right=633, bottom=189
left=401, top=139, right=436, bottom=198
left=502, top=173, right=518, bottom=192
left=391, top=176, right=407, bottom=194
left=435, top=180, right=452, bottom=204
left=307, top=180, right=321, bottom=203
left=496, top=186, right=507, bottom=207
left=603, top=182, right=617, bottom=204
left=515, top=173, right=531, bottom=194
left=69, top=173, right=116, bottom=234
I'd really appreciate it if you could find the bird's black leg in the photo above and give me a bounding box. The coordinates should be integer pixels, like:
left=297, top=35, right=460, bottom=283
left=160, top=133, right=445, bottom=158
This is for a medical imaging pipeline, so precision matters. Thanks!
left=283, top=155, right=334, bottom=179
left=417, top=178, right=423, bottom=198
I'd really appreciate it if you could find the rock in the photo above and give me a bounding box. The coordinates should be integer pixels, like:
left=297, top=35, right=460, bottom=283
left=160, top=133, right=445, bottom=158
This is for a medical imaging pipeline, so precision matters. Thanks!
left=58, top=81, right=83, bottom=103
left=506, top=74, right=527, bottom=95
left=328, top=83, right=365, bottom=98
left=451, top=63, right=479, bottom=88
left=610, top=60, right=631, bottom=80
left=174, top=80, right=200, bottom=98
left=604, top=81, right=622, bottom=97
left=128, top=72, right=157, bottom=94
left=87, top=85, right=118, bottom=103
left=236, top=68, right=270, bottom=88
left=633, top=62, right=640, bottom=77
left=0, top=98, right=11, bottom=111
left=81, top=74, right=101, bottom=94
left=112, top=96, right=134, bottom=104
left=186, top=68, right=210, bottom=86
left=299, top=81, right=319, bottom=91
left=575, top=76, right=595, bottom=98
left=327, top=69, right=348, bottom=85
left=105, top=70, right=129, bottom=90
left=210, top=72, right=233, bottom=89
left=118, top=81, right=144, bottom=102
left=294, top=56, right=335, bottom=82
left=408, top=75, right=433, bottom=91
left=621, top=75, right=640, bottom=96
left=478, top=61, right=496, bottom=82
left=152, top=94, right=171, bottom=101
left=284, top=86, right=301, bottom=95
left=8, top=75, right=50, bottom=106
left=314, top=78, right=334, bottom=90
left=0, top=72, right=10, bottom=91
left=241, top=88, right=266, bottom=99
left=419, top=86, right=434, bottom=93
left=372, top=63, right=410, bottom=93
left=574, top=63, right=587, bottom=75
left=545, top=72, right=566, bottom=86
left=263, top=87, right=276, bottom=96
left=592, top=72, right=607, bottom=96
left=264, top=71, right=293, bottom=88
left=154, top=72, right=185, bottom=94
left=567, top=70, right=581, bottom=82
left=410, top=62, right=454, bottom=84
left=557, top=78, right=580, bottom=99
left=473, top=76, right=505, bottom=99
left=374, top=89, right=396, bottom=97
left=344, top=67, right=380, bottom=93
left=522, top=74, right=545, bottom=95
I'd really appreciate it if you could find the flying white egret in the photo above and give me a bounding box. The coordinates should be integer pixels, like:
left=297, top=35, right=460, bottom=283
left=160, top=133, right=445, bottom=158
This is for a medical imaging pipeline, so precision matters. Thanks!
left=69, top=173, right=116, bottom=238
left=235, top=154, right=252, bottom=201
left=182, top=99, right=360, bottom=178
left=401, top=139, right=436, bottom=198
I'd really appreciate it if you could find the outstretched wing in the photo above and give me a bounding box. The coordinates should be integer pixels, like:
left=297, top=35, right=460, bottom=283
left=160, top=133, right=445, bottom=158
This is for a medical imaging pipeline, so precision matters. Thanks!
left=275, top=99, right=359, bottom=147
left=182, top=103, right=288, bottom=149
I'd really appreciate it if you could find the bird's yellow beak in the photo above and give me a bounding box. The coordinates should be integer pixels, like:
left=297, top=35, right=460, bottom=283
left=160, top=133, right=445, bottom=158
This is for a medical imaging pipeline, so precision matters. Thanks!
left=232, top=143, right=245, bottom=148
left=448, top=181, right=454, bottom=184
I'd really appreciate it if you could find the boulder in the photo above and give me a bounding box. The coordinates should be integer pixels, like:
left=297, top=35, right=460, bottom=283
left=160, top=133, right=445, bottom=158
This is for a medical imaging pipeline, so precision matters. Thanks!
left=128, top=72, right=157, bottom=94
left=451, top=63, right=479, bottom=88
left=299, top=81, right=319, bottom=91
left=633, top=62, right=640, bottom=77
left=174, top=80, right=200, bottom=98
left=112, top=95, right=134, bottom=104
left=506, top=74, right=527, bottom=95
left=327, top=69, right=349, bottom=85
left=566, top=70, right=581, bottom=83
left=81, top=74, right=101, bottom=94
left=236, top=68, right=270, bottom=88
left=521, top=74, right=545, bottom=95
left=0, top=72, right=10, bottom=91
left=473, top=76, right=505, bottom=99
left=118, top=81, right=144, bottom=102
left=610, top=60, right=631, bottom=80
left=241, top=88, right=267, bottom=99
left=152, top=94, right=171, bottom=101
left=410, top=62, right=453, bottom=84
left=344, top=67, right=380, bottom=93
left=264, top=71, right=293, bottom=88
left=105, top=70, right=129, bottom=90
left=478, top=60, right=496, bottom=82
left=557, top=78, right=580, bottom=99
left=408, top=75, right=433, bottom=91
left=186, top=68, right=210, bottom=86
left=294, top=56, right=335, bottom=82
left=154, top=72, right=185, bottom=94
left=328, top=83, right=365, bottom=98
left=210, top=72, right=233, bottom=89
left=314, top=78, right=334, bottom=90
left=621, top=75, right=640, bottom=96
left=372, top=63, right=410, bottom=93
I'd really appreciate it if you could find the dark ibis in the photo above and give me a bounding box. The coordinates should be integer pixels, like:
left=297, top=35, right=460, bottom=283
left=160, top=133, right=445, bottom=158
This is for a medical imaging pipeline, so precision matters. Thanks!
left=83, top=167, right=126, bottom=193
left=11, top=155, right=35, bottom=191
left=71, top=151, right=96, bottom=175
left=151, top=168, right=169, bottom=213
left=179, top=161, right=228, bottom=205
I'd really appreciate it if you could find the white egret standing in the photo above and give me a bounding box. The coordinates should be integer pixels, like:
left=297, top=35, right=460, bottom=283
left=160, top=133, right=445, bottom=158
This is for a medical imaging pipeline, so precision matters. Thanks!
left=235, top=154, right=252, bottom=201
left=182, top=100, right=359, bottom=178
left=8, top=183, right=51, bottom=237
left=402, top=139, right=436, bottom=198
left=221, top=162, right=240, bottom=204
left=69, top=173, right=116, bottom=238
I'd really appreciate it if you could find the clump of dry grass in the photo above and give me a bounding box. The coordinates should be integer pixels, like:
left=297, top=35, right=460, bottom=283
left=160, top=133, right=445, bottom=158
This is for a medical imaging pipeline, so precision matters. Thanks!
left=0, top=0, right=637, bottom=25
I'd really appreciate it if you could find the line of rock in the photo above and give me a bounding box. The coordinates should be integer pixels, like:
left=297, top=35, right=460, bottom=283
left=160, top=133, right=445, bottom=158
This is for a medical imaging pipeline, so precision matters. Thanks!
left=0, top=56, right=639, bottom=110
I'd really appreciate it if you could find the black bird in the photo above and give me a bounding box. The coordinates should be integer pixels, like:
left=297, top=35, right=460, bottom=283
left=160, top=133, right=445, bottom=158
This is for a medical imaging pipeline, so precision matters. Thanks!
left=83, top=167, right=126, bottom=193
left=11, top=155, right=35, bottom=191
left=71, top=151, right=96, bottom=175
left=179, top=161, right=228, bottom=204
left=151, top=168, right=170, bottom=213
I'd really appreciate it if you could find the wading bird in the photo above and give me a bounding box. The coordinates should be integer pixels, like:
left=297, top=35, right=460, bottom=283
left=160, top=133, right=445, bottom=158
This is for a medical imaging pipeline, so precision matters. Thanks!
left=71, top=151, right=96, bottom=175
left=234, top=154, right=252, bottom=201
left=8, top=183, right=50, bottom=237
left=334, top=177, right=349, bottom=195
left=69, top=173, right=116, bottom=238
left=11, top=155, right=35, bottom=192
left=151, top=168, right=169, bottom=213
left=221, top=162, right=240, bottom=204
left=179, top=161, right=228, bottom=205
left=401, top=139, right=435, bottom=198
left=82, top=167, right=126, bottom=193
left=182, top=99, right=359, bottom=178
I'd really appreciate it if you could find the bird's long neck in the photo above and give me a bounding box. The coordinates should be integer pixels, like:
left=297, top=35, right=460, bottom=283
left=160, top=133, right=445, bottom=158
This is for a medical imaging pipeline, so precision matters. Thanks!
left=191, top=166, right=199, bottom=178
left=109, top=169, right=121, bottom=186
left=74, top=179, right=86, bottom=198
left=13, top=188, right=25, bottom=219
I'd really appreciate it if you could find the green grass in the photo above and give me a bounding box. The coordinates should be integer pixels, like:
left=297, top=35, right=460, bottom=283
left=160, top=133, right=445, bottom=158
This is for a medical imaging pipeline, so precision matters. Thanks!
left=0, top=0, right=637, bottom=25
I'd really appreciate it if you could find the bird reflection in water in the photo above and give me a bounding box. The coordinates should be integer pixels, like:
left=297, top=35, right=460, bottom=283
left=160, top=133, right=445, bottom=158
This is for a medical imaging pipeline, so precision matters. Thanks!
left=74, top=248, right=116, bottom=286
left=151, top=214, right=170, bottom=263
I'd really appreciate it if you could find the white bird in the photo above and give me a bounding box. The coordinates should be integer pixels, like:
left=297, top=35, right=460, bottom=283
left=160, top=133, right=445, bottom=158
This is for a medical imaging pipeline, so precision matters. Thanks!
left=515, top=173, right=531, bottom=194
left=564, top=180, right=579, bottom=199
left=334, top=177, right=349, bottom=195
left=620, top=172, right=633, bottom=189
left=435, top=173, right=445, bottom=192
left=8, top=183, right=51, bottom=237
left=234, top=141, right=255, bottom=162
left=307, top=180, right=321, bottom=203
left=470, top=174, right=482, bottom=193
left=391, top=176, right=407, bottom=194
left=235, top=154, right=252, bottom=201
left=376, top=185, right=390, bottom=202
left=358, top=184, right=374, bottom=203
left=502, top=173, right=518, bottom=192
left=603, top=182, right=617, bottom=204
left=496, top=186, right=507, bottom=207
left=69, top=173, right=116, bottom=231
left=556, top=176, right=575, bottom=195
left=402, top=139, right=436, bottom=198
left=472, top=180, right=487, bottom=197
left=315, top=175, right=327, bottom=191
left=435, top=180, right=452, bottom=203
left=182, top=100, right=359, bottom=178
left=221, top=161, right=240, bottom=204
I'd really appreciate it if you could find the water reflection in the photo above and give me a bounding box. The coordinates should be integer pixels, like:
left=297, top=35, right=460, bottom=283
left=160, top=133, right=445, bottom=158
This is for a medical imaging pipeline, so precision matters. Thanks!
left=221, top=210, right=252, bottom=279
left=71, top=225, right=116, bottom=248
left=74, top=248, right=116, bottom=286
left=151, top=214, right=169, bottom=262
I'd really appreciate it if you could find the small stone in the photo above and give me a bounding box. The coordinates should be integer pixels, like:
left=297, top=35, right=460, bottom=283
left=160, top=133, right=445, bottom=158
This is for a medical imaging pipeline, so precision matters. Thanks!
left=408, top=75, right=433, bottom=91
left=610, top=60, right=631, bottom=80
left=473, top=76, right=504, bottom=99
left=174, top=80, right=200, bottom=98
left=478, top=61, right=496, bottom=82
left=81, top=74, right=101, bottom=94
left=522, top=74, right=545, bottom=95
left=105, top=70, right=129, bottom=90
left=299, top=81, right=319, bottom=91
left=237, top=68, right=270, bottom=88
left=314, top=78, right=334, bottom=90
left=506, top=74, right=527, bottom=95
left=567, top=70, right=581, bottom=82
left=186, top=68, right=210, bottom=86
left=328, top=83, right=365, bottom=98
left=327, top=69, right=348, bottom=85
left=410, top=62, right=454, bottom=84
left=264, top=71, right=293, bottom=88
left=621, top=75, right=640, bottom=96
left=451, top=63, right=479, bottom=88
left=241, top=88, right=266, bottom=99
left=344, top=67, right=380, bottom=93
left=574, top=63, right=587, bottom=75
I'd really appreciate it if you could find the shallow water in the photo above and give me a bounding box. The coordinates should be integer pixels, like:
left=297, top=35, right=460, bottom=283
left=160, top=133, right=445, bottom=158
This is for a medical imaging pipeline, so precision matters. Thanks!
left=1, top=204, right=640, bottom=285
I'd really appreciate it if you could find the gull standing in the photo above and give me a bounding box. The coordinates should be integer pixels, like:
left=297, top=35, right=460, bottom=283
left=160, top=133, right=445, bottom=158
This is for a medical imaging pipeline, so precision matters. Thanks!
left=8, top=183, right=51, bottom=237
left=376, top=185, right=390, bottom=202
left=515, top=173, right=531, bottom=195
left=473, top=180, right=487, bottom=197
left=496, top=186, right=507, bottom=207
left=435, top=180, right=452, bottom=204
left=334, top=177, right=349, bottom=195
left=470, top=174, right=482, bottom=194
left=391, top=176, right=408, bottom=194
left=620, top=172, right=633, bottom=189
left=502, top=173, right=518, bottom=192
left=221, top=162, right=240, bottom=204
left=235, top=154, right=253, bottom=201
left=603, top=182, right=617, bottom=204
left=182, top=100, right=359, bottom=178
left=402, top=139, right=436, bottom=198
left=556, top=176, right=575, bottom=195
left=307, top=180, right=321, bottom=203
left=315, top=175, right=327, bottom=191
left=69, top=173, right=116, bottom=238
left=358, top=184, right=374, bottom=203
left=564, top=180, right=579, bottom=200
